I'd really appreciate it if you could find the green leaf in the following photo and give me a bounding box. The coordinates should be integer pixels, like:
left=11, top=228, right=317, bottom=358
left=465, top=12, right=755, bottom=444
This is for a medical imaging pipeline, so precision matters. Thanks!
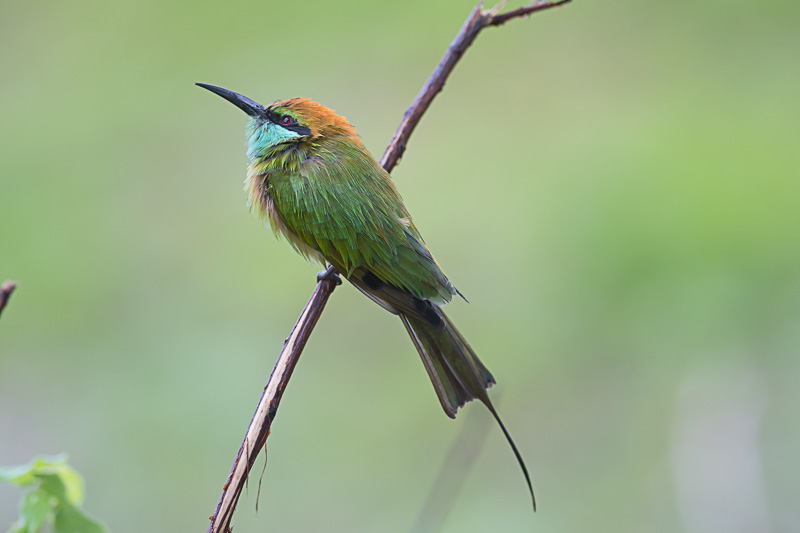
left=0, top=461, right=38, bottom=487
left=52, top=466, right=84, bottom=505
left=39, top=474, right=69, bottom=500
left=1, top=456, right=107, bottom=533
left=16, top=488, right=54, bottom=533
left=53, top=502, right=107, bottom=533
left=0, top=455, right=71, bottom=488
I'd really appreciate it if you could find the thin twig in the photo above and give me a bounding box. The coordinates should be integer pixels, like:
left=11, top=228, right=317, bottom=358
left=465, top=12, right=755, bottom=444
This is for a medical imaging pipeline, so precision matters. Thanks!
left=0, top=281, right=17, bottom=320
left=207, top=2, right=570, bottom=531
left=489, top=0, right=571, bottom=26
left=380, top=0, right=571, bottom=172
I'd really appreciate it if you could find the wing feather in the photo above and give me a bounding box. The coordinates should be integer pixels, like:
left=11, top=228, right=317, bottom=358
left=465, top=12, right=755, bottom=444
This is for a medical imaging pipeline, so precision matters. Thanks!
left=269, top=141, right=457, bottom=305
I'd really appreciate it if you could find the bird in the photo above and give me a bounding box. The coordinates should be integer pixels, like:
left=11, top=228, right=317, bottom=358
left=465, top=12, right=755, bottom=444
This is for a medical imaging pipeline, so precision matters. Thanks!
left=196, top=82, right=535, bottom=509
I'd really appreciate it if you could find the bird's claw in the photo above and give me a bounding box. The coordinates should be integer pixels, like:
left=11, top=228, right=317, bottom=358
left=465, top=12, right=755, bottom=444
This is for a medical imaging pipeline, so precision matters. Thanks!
left=317, top=266, right=342, bottom=285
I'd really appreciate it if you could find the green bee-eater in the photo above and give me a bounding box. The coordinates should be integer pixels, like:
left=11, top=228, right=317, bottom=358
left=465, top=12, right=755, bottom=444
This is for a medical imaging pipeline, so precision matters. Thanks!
left=197, top=83, right=535, bottom=508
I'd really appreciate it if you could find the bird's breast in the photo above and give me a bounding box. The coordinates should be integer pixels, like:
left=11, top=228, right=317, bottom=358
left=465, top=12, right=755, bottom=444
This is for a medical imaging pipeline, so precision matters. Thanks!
left=248, top=170, right=326, bottom=264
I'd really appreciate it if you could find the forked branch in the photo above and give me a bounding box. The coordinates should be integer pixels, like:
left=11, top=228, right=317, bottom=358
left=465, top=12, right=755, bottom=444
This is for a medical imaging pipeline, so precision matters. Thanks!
left=380, top=0, right=571, bottom=172
left=207, top=2, right=570, bottom=531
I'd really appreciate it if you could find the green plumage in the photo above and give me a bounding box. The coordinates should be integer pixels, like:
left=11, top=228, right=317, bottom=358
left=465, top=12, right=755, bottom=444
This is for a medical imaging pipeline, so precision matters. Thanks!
left=265, top=135, right=456, bottom=305
left=197, top=83, right=535, bottom=509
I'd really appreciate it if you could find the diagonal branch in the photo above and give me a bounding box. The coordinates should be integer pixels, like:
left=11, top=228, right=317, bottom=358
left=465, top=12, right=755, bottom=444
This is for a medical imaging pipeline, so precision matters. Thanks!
left=208, top=274, right=339, bottom=533
left=0, top=281, right=17, bottom=320
left=207, top=2, right=570, bottom=531
left=380, top=0, right=571, bottom=172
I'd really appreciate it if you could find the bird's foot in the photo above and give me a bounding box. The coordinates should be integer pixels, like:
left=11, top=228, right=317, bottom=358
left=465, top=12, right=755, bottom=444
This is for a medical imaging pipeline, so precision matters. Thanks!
left=317, top=265, right=342, bottom=286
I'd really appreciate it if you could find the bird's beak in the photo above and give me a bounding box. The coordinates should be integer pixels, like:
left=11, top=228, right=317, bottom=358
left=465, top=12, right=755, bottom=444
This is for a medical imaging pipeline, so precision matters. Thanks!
left=195, top=83, right=266, bottom=118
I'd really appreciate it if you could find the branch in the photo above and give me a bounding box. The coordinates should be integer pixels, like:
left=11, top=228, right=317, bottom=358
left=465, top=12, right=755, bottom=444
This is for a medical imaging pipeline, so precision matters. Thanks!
left=208, top=2, right=570, bottom=531
left=208, top=273, right=339, bottom=533
left=0, top=281, right=17, bottom=320
left=380, top=0, right=571, bottom=172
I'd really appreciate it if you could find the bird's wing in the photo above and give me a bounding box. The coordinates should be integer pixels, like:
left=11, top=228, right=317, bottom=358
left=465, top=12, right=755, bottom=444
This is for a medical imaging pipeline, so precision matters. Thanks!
left=269, top=152, right=457, bottom=306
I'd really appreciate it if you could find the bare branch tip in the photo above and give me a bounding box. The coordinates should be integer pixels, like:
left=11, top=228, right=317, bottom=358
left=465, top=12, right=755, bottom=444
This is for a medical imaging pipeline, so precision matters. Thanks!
left=487, top=0, right=510, bottom=17
left=1, top=280, right=16, bottom=292
left=0, top=281, right=17, bottom=318
left=487, top=0, right=571, bottom=26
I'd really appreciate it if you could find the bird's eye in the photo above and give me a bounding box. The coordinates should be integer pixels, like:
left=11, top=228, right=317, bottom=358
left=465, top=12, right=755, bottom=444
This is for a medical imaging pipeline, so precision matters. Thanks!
left=281, top=116, right=295, bottom=126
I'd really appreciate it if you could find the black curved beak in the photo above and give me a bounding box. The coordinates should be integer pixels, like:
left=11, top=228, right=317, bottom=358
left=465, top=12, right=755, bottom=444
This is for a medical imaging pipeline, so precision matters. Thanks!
left=195, top=83, right=266, bottom=118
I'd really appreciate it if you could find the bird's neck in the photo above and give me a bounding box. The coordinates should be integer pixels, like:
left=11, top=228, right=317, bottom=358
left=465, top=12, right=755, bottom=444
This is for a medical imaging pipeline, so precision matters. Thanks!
left=245, top=143, right=300, bottom=217
left=248, top=142, right=305, bottom=175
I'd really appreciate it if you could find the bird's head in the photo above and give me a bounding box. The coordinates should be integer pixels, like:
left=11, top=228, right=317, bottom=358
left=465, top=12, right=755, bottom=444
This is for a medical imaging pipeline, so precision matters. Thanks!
left=196, top=83, right=361, bottom=160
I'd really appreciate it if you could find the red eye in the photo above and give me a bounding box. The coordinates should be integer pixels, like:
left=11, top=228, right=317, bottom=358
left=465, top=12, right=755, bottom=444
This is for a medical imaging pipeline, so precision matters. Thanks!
left=281, top=116, right=294, bottom=126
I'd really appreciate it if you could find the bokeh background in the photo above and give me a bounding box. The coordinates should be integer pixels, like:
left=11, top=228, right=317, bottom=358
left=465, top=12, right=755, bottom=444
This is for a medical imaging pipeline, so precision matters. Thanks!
left=2, top=0, right=799, bottom=531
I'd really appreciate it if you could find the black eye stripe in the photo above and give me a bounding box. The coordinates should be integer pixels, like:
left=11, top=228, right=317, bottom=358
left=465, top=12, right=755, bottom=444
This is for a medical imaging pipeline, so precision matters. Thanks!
left=285, top=123, right=312, bottom=136
left=265, top=109, right=284, bottom=125
left=266, top=109, right=311, bottom=136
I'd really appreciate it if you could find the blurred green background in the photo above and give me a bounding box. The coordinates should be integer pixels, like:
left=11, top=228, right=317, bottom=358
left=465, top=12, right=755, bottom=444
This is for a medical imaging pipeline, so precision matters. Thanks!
left=2, top=0, right=799, bottom=531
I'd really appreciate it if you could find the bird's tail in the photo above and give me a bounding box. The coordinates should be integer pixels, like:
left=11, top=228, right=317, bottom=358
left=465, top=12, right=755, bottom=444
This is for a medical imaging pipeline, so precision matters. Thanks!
left=400, top=308, right=536, bottom=510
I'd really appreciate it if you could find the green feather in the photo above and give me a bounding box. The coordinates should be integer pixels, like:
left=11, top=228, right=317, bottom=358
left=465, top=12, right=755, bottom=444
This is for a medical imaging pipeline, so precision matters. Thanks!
left=265, top=136, right=456, bottom=304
